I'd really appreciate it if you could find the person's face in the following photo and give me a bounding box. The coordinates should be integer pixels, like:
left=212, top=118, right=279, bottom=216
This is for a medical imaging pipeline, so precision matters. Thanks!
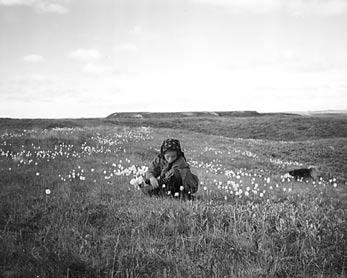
left=164, top=150, right=178, bottom=163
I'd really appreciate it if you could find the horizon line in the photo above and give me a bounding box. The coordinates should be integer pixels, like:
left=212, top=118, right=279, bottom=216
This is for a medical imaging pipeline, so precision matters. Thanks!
left=1, top=109, right=347, bottom=120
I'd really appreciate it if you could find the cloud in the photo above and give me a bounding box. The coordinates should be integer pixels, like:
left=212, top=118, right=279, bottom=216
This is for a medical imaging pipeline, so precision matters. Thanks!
left=0, top=0, right=30, bottom=4
left=114, top=43, right=138, bottom=53
left=0, top=0, right=69, bottom=14
left=192, top=0, right=347, bottom=16
left=69, top=49, right=122, bottom=75
left=192, top=0, right=279, bottom=14
left=35, top=2, right=69, bottom=14
left=68, top=49, right=103, bottom=62
left=21, top=54, right=44, bottom=63
left=287, top=0, right=347, bottom=17
left=130, top=25, right=143, bottom=34
left=82, top=63, right=114, bottom=75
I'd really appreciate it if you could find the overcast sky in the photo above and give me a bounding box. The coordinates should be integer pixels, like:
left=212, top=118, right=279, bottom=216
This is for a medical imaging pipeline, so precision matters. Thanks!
left=0, top=0, right=346, bottom=118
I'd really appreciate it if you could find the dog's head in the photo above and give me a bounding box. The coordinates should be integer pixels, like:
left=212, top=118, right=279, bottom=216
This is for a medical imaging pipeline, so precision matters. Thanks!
left=308, top=166, right=319, bottom=179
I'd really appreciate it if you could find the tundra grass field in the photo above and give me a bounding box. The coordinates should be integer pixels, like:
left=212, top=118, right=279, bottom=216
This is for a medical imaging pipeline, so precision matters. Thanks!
left=0, top=114, right=346, bottom=278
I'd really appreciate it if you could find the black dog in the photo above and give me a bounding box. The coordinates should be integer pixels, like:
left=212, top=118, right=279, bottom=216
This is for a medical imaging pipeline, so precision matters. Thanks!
left=288, top=167, right=317, bottom=179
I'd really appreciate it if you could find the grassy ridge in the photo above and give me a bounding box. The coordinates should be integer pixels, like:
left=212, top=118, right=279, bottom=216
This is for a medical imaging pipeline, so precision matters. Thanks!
left=2, top=112, right=347, bottom=141
left=0, top=119, right=346, bottom=277
left=104, top=114, right=347, bottom=141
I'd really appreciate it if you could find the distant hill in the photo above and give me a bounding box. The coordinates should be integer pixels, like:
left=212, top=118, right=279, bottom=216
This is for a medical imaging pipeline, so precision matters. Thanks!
left=1, top=110, right=346, bottom=141
left=106, top=111, right=272, bottom=119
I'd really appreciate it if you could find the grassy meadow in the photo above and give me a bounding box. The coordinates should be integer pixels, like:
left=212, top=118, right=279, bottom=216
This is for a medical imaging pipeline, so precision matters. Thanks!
left=0, top=113, right=346, bottom=277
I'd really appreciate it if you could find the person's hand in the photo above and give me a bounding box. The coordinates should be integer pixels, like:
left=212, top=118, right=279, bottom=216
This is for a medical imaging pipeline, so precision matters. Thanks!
left=164, top=169, right=175, bottom=179
left=149, top=177, right=159, bottom=188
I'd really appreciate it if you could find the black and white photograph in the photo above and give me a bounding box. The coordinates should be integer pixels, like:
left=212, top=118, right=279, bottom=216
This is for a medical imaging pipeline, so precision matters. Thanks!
left=0, top=0, right=346, bottom=277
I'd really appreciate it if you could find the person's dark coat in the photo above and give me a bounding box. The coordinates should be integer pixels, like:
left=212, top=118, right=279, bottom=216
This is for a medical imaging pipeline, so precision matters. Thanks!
left=143, top=139, right=199, bottom=198
left=146, top=154, right=199, bottom=195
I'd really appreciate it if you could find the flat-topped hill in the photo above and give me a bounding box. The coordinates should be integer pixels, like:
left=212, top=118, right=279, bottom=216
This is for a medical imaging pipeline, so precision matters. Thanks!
left=106, top=111, right=264, bottom=119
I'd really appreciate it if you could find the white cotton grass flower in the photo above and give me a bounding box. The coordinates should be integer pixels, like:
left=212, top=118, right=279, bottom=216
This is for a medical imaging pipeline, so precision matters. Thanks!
left=203, top=186, right=207, bottom=191
left=174, top=192, right=179, bottom=197
left=179, top=186, right=184, bottom=191
left=45, top=189, right=51, bottom=195
left=36, top=172, right=40, bottom=176
left=162, top=184, right=166, bottom=188
left=130, top=176, right=144, bottom=187
left=130, top=178, right=136, bottom=186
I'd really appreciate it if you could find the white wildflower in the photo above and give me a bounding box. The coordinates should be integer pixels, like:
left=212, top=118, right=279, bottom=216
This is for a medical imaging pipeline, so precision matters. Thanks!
left=130, top=178, right=136, bottom=186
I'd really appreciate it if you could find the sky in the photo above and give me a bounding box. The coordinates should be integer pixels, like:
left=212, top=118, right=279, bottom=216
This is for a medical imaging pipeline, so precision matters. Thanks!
left=0, top=0, right=346, bottom=118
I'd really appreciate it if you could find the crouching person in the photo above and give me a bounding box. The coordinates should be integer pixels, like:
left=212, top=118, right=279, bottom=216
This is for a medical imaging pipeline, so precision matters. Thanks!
left=140, top=139, right=199, bottom=200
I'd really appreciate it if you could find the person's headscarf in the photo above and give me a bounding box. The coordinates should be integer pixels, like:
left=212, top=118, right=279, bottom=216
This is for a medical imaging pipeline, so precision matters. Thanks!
left=160, top=139, right=185, bottom=160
